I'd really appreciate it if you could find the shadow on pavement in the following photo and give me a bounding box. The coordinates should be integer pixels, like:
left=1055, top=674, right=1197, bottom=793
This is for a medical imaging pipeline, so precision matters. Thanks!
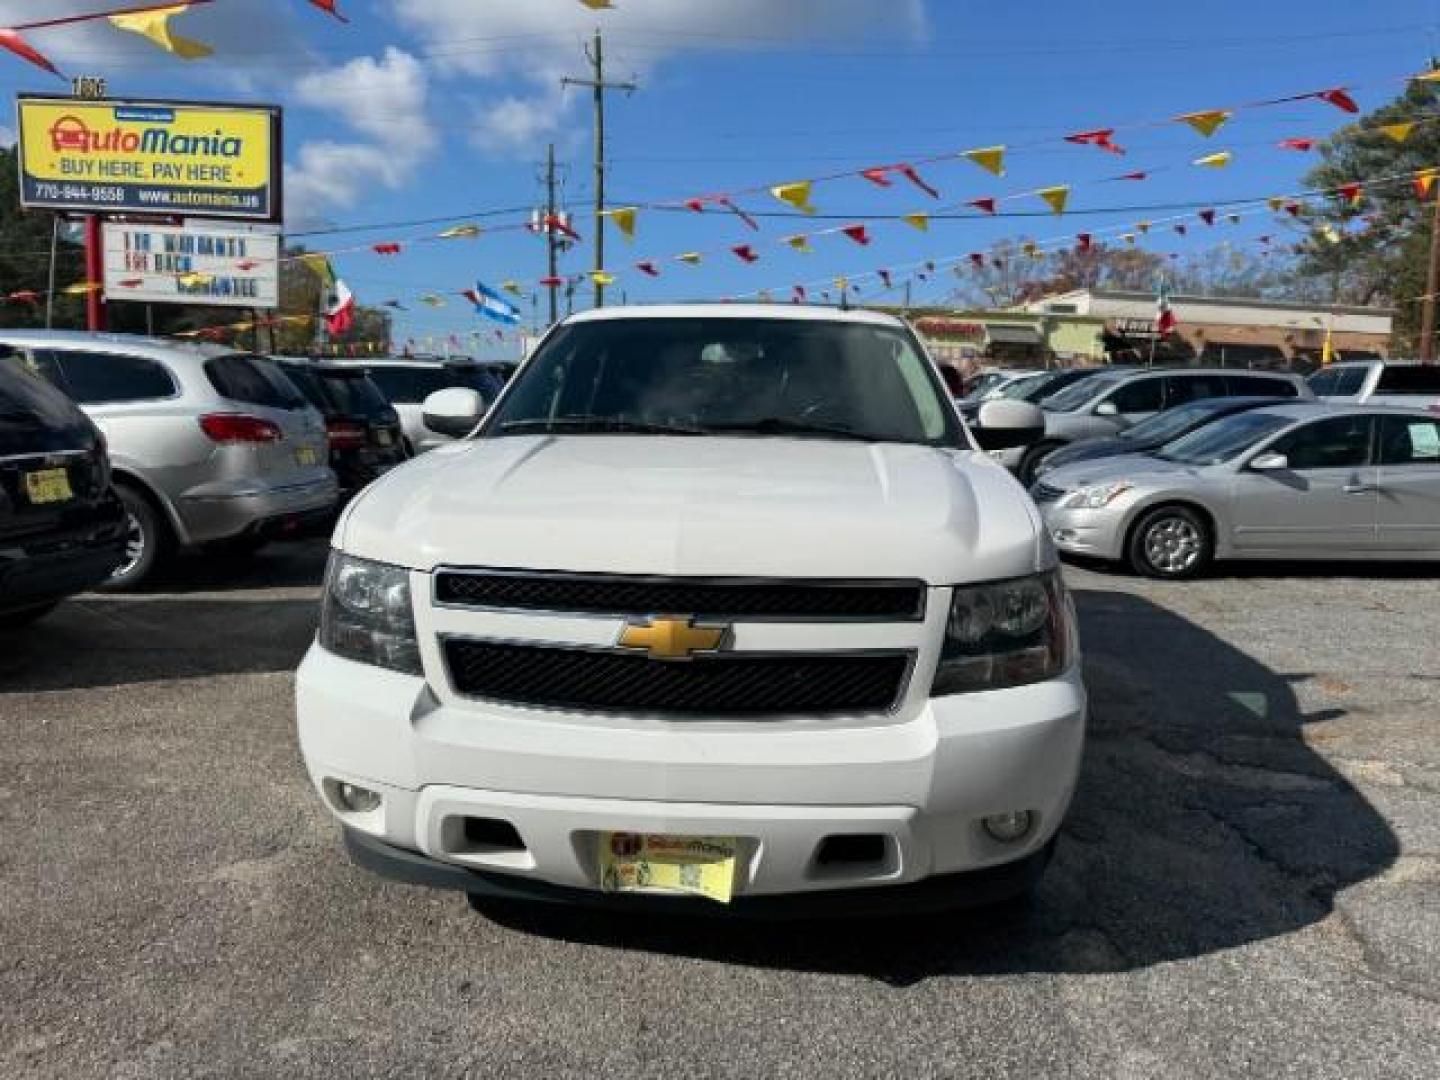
left=476, top=587, right=1400, bottom=982
left=1064, top=552, right=1440, bottom=581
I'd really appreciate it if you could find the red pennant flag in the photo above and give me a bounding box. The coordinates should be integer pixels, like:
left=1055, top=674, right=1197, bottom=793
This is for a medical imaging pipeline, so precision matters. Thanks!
left=793, top=285, right=807, bottom=302
left=896, top=164, right=940, bottom=198
left=968, top=196, right=997, bottom=214
left=861, top=167, right=892, bottom=188
left=1076, top=233, right=1092, bottom=251
left=0, top=29, right=60, bottom=76
left=459, top=289, right=480, bottom=306
left=1278, top=137, right=1316, bottom=152
left=684, top=197, right=706, bottom=212
left=1065, top=128, right=1125, bottom=154
left=1337, top=182, right=1363, bottom=205
left=841, top=224, right=871, bottom=245
left=1118, top=171, right=1149, bottom=181
left=878, top=269, right=892, bottom=288
left=372, top=242, right=402, bottom=255
left=732, top=244, right=759, bottom=264
left=1284, top=201, right=1303, bottom=216
left=235, top=260, right=258, bottom=271
left=5, top=290, right=40, bottom=305
left=307, top=1, right=350, bottom=22
left=539, top=275, right=565, bottom=287
left=1199, top=209, right=1216, bottom=226
left=716, top=196, right=759, bottom=231
left=968, top=252, right=985, bottom=268
left=1316, top=87, right=1359, bottom=113
left=1174, top=223, right=1188, bottom=236
left=635, top=261, right=659, bottom=277
left=544, top=213, right=580, bottom=240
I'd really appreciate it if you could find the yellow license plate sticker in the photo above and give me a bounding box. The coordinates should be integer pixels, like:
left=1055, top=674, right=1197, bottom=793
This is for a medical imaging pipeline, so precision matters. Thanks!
left=599, top=832, right=738, bottom=904
left=295, top=445, right=320, bottom=466
left=24, top=467, right=73, bottom=504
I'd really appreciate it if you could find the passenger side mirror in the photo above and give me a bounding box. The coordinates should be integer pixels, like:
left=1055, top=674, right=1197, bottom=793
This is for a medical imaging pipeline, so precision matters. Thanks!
left=972, top=399, right=1045, bottom=451
left=1095, top=399, right=1119, bottom=417
left=421, top=388, right=485, bottom=439
left=1249, top=451, right=1288, bottom=472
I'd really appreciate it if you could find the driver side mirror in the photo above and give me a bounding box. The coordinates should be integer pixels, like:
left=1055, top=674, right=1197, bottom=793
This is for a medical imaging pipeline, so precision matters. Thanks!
left=1095, top=399, right=1119, bottom=417
left=972, top=399, right=1045, bottom=451
left=1249, top=451, right=1289, bottom=472
left=422, top=387, right=485, bottom=439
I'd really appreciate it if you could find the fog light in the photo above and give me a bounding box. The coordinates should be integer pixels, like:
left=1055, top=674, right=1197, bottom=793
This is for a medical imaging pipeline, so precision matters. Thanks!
left=1053, top=529, right=1077, bottom=543
left=334, top=781, right=381, bottom=814
left=982, top=810, right=1034, bottom=842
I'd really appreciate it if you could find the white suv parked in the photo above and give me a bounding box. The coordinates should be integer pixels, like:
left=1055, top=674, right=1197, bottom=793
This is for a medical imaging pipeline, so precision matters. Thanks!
left=297, top=305, right=1085, bottom=914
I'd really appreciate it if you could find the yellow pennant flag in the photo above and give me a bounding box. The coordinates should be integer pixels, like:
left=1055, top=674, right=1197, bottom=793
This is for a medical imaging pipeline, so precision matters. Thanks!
left=834, top=276, right=849, bottom=292
left=1193, top=151, right=1232, bottom=168
left=785, top=234, right=813, bottom=253
left=1416, top=169, right=1439, bottom=198
left=1266, top=196, right=1286, bottom=212
left=963, top=145, right=1006, bottom=176
left=63, top=282, right=102, bottom=295
left=231, top=320, right=253, bottom=332
left=1380, top=122, right=1416, bottom=144
left=579, top=0, right=615, bottom=9
left=1022, top=240, right=1039, bottom=258
left=1320, top=225, right=1342, bottom=245
left=109, top=4, right=213, bottom=60
left=438, top=224, right=481, bottom=239
left=1177, top=109, right=1232, bottom=137
left=901, top=212, right=929, bottom=232
left=420, top=294, right=446, bottom=307
left=771, top=181, right=816, bottom=213
left=178, top=271, right=215, bottom=287
left=501, top=280, right=522, bottom=295
left=590, top=271, right=615, bottom=287
left=1037, top=185, right=1069, bottom=214
left=677, top=252, right=702, bottom=265
left=1137, top=220, right=1151, bottom=234
left=1412, top=69, right=1440, bottom=83
left=603, top=207, right=637, bottom=240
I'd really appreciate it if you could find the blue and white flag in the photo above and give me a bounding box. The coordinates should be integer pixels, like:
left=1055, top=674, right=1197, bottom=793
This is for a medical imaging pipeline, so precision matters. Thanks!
left=469, top=281, right=521, bottom=326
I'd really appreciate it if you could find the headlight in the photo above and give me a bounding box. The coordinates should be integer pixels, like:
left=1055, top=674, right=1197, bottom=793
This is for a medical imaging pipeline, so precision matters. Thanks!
left=318, top=552, right=422, bottom=675
left=1060, top=481, right=1132, bottom=510
left=931, top=571, right=1075, bottom=696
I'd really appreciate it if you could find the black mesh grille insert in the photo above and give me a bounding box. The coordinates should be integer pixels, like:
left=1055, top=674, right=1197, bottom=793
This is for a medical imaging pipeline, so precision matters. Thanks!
left=434, top=571, right=924, bottom=621
left=443, top=639, right=911, bottom=716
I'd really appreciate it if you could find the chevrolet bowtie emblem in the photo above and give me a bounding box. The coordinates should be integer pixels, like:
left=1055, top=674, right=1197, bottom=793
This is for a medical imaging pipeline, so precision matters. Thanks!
left=617, top=616, right=729, bottom=660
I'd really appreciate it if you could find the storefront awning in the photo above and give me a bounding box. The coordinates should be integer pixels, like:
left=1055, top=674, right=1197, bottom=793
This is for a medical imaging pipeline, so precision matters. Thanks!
left=985, top=324, right=1044, bottom=345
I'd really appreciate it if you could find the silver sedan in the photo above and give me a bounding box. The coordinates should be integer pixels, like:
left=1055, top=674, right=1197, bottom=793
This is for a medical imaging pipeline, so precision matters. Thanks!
left=1032, top=403, right=1440, bottom=578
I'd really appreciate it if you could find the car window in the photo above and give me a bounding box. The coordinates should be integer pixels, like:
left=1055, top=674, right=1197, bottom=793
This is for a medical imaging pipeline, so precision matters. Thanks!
left=0, top=352, right=95, bottom=455
left=1043, top=372, right=1122, bottom=412
left=316, top=372, right=393, bottom=417
left=1378, top=415, right=1440, bottom=465
left=1158, top=411, right=1293, bottom=466
left=1165, top=374, right=1226, bottom=407
left=1119, top=399, right=1227, bottom=443
left=1108, top=376, right=1164, bottom=414
left=278, top=365, right=329, bottom=411
left=367, top=366, right=456, bottom=403
left=54, top=350, right=176, bottom=404
left=205, top=354, right=309, bottom=410
left=1269, top=415, right=1373, bottom=469
left=1375, top=366, right=1440, bottom=395
left=1227, top=374, right=1296, bottom=398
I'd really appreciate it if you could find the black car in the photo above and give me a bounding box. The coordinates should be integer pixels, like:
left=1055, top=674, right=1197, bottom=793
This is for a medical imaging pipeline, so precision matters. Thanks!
left=0, top=352, right=126, bottom=625
left=275, top=359, right=406, bottom=497
left=1035, top=395, right=1287, bottom=475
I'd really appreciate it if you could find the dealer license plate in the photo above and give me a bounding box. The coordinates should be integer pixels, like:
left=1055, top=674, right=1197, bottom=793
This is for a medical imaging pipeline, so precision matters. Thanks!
left=598, top=832, right=738, bottom=904
left=24, top=467, right=73, bottom=505
left=295, top=445, right=321, bottom=466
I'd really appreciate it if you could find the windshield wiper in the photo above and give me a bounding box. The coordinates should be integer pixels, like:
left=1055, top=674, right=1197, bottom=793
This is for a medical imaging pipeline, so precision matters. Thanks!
left=497, top=416, right=704, bottom=436
left=705, top=418, right=880, bottom=442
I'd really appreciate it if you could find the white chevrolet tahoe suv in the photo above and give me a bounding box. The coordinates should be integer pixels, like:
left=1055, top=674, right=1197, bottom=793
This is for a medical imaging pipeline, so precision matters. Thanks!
left=296, top=305, right=1085, bottom=915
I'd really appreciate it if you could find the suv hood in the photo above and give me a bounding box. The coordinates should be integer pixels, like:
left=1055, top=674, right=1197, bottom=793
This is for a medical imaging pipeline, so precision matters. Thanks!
left=338, top=436, right=1047, bottom=584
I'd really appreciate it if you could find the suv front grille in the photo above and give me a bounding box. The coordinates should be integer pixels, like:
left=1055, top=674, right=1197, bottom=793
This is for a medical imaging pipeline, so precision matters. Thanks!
left=434, top=570, right=925, bottom=621
left=443, top=639, right=912, bottom=716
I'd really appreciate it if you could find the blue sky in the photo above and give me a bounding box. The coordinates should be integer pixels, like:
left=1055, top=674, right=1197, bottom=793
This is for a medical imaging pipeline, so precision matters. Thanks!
left=1, top=0, right=1438, bottom=354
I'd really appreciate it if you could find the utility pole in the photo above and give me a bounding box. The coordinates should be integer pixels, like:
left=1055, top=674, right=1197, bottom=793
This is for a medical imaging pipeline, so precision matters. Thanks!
left=563, top=29, right=635, bottom=310
left=544, top=143, right=559, bottom=326
left=1421, top=188, right=1440, bottom=363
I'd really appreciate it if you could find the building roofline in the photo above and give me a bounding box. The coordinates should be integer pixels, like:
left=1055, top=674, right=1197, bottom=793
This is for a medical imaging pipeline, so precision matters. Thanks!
left=1031, top=288, right=1395, bottom=318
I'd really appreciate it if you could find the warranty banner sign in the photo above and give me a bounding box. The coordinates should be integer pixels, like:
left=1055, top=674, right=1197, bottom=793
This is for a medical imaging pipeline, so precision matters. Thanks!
left=103, top=221, right=279, bottom=309
left=15, top=96, right=281, bottom=221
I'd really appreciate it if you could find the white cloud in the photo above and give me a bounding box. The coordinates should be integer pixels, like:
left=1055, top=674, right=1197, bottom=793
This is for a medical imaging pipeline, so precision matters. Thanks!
left=285, top=47, right=436, bottom=225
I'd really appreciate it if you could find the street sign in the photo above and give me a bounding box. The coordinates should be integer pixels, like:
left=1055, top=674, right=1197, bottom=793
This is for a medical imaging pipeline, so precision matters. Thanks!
left=102, top=221, right=279, bottom=308
left=15, top=95, right=282, bottom=221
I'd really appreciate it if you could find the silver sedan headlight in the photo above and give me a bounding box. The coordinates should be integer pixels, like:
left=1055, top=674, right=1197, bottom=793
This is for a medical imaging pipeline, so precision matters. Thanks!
left=1060, top=481, right=1133, bottom=510
left=318, top=552, right=422, bottom=675
left=931, top=571, right=1076, bottom=696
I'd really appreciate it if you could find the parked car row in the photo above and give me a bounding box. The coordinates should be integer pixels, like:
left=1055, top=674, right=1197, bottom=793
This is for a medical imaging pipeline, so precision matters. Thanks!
left=0, top=332, right=512, bottom=619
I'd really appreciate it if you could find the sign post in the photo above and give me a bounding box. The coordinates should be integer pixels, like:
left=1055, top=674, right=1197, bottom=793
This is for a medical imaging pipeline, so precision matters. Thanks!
left=83, top=215, right=104, bottom=331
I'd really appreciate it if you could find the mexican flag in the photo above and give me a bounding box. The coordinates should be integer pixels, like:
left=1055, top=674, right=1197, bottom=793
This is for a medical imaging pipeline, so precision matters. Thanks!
left=1155, top=279, right=1177, bottom=337
left=325, top=278, right=356, bottom=336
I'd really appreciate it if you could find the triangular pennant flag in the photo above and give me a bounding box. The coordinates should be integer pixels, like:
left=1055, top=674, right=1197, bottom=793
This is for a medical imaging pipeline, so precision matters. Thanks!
left=1320, top=224, right=1343, bottom=244
left=1267, top=196, right=1286, bottom=212
left=1022, top=240, right=1039, bottom=258
left=841, top=224, right=871, bottom=245
left=1193, top=151, right=1232, bottom=168
left=902, top=212, right=929, bottom=231
left=0, top=29, right=60, bottom=76
left=603, top=207, right=637, bottom=240
left=308, top=1, right=350, bottom=21
left=834, top=277, right=849, bottom=293
left=635, top=261, right=659, bottom=277
left=1076, top=233, right=1092, bottom=251
left=109, top=5, right=213, bottom=60
left=1337, top=182, right=1363, bottom=206
left=438, top=223, right=481, bottom=239
left=372, top=242, right=401, bottom=255
left=420, top=294, right=445, bottom=307
left=861, top=167, right=892, bottom=188
left=896, top=164, right=939, bottom=198
left=968, top=196, right=997, bottom=215
left=1037, top=185, right=1069, bottom=214
left=1177, top=109, right=1232, bottom=137
left=590, top=271, right=615, bottom=287
left=1380, top=122, right=1416, bottom=144
left=1413, top=69, right=1440, bottom=83
left=236, top=260, right=258, bottom=271
left=677, top=252, right=702, bottom=265
left=1174, top=224, right=1188, bottom=236
left=793, top=285, right=807, bottom=302
left=684, top=197, right=706, bottom=213
left=381, top=299, right=407, bottom=310
left=1316, top=87, right=1360, bottom=113
left=1199, top=209, right=1216, bottom=226
left=732, top=244, right=759, bottom=264
left=543, top=214, right=580, bottom=240
left=771, top=181, right=816, bottom=213
left=1257, top=235, right=1272, bottom=244
left=1121, top=233, right=1136, bottom=246
left=1118, top=171, right=1148, bottom=181
left=878, top=269, right=892, bottom=288
left=1065, top=128, right=1124, bottom=155
left=1278, top=137, right=1316, bottom=151
left=1137, top=220, right=1151, bottom=234
left=1227, top=213, right=1242, bottom=225
left=538, top=275, right=564, bottom=287
left=501, top=280, right=522, bottom=295
left=785, top=234, right=813, bottom=253
left=1415, top=169, right=1439, bottom=199
left=63, top=282, right=103, bottom=295
left=6, top=290, right=40, bottom=304
left=963, top=146, right=1006, bottom=176
left=1284, top=201, right=1303, bottom=217
left=968, top=252, right=986, bottom=268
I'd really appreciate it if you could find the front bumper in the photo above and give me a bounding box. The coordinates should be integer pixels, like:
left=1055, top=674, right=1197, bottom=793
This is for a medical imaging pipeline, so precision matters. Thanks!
left=177, top=473, right=339, bottom=545
left=1039, top=503, right=1129, bottom=561
left=297, top=643, right=1086, bottom=904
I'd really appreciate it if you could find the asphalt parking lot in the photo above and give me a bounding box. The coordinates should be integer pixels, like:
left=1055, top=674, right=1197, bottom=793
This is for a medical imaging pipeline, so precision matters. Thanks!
left=1, top=540, right=1437, bottom=1078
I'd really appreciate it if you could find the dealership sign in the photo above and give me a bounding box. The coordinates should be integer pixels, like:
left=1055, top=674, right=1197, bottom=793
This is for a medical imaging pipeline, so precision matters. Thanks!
left=15, top=95, right=281, bottom=220
left=103, top=222, right=279, bottom=308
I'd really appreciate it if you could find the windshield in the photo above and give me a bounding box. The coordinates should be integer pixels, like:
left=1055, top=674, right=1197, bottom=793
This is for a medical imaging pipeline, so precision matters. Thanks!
left=1120, top=399, right=1232, bottom=443
left=990, top=374, right=1044, bottom=400
left=484, top=317, right=961, bottom=446
left=1156, top=411, right=1293, bottom=466
left=1043, top=372, right=1123, bottom=412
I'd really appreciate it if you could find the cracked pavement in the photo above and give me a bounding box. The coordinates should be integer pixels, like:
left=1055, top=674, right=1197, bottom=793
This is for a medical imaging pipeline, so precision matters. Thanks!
left=0, top=541, right=1437, bottom=1078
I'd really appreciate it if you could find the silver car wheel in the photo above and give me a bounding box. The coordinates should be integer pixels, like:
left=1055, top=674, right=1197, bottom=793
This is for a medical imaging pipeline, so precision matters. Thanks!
left=114, top=509, right=146, bottom=579
left=1143, top=516, right=1202, bottom=575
